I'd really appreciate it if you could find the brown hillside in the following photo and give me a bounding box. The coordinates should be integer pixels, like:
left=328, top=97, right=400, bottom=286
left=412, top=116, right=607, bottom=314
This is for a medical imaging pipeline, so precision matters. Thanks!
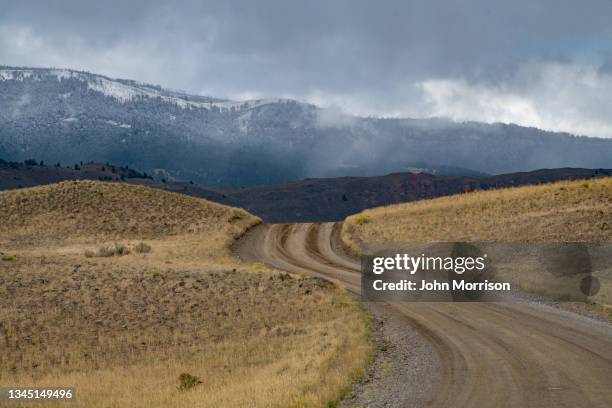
left=0, top=180, right=370, bottom=407
left=0, top=180, right=257, bottom=244
left=343, top=177, right=612, bottom=249
left=343, top=178, right=612, bottom=305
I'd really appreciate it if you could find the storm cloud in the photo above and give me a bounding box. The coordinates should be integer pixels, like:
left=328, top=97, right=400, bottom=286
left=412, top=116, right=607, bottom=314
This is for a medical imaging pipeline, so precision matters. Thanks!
left=1, top=0, right=611, bottom=137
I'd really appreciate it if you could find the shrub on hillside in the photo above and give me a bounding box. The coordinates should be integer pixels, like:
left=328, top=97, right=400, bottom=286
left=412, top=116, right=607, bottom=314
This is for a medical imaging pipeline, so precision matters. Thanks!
left=178, top=373, right=202, bottom=391
left=133, top=242, right=152, bottom=254
left=85, top=242, right=131, bottom=257
left=1, top=252, right=17, bottom=261
left=353, top=214, right=371, bottom=225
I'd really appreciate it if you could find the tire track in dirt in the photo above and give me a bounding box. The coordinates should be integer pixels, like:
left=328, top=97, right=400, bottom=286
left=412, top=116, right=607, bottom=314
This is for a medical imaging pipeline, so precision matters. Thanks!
left=235, top=222, right=612, bottom=407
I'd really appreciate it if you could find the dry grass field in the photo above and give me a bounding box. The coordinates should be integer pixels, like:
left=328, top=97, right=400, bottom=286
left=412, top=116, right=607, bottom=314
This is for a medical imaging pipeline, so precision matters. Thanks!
left=343, top=177, right=612, bottom=305
left=0, top=181, right=371, bottom=408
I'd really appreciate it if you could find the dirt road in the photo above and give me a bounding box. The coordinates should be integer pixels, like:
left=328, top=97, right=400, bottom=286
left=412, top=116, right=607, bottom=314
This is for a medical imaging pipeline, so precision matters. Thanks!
left=235, top=223, right=612, bottom=407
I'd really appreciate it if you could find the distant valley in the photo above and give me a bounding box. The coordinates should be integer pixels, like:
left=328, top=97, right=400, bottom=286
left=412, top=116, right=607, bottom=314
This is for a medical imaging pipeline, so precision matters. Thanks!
left=2, top=158, right=610, bottom=222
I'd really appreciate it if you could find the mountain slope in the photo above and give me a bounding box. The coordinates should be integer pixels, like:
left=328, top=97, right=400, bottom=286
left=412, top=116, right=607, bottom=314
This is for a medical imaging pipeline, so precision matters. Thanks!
left=219, top=168, right=612, bottom=222
left=1, top=66, right=612, bottom=187
left=0, top=67, right=313, bottom=186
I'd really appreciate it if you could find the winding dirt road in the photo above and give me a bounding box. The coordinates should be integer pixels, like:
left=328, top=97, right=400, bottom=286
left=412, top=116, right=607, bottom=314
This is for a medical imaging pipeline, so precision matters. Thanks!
left=235, top=222, right=612, bottom=407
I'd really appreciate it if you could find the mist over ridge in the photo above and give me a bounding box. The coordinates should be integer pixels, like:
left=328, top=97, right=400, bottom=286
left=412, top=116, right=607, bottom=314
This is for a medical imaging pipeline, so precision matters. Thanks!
left=1, top=66, right=611, bottom=187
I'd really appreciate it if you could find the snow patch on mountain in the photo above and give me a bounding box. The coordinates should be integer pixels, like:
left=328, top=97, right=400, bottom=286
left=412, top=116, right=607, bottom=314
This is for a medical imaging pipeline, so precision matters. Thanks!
left=105, top=120, right=132, bottom=129
left=0, top=69, right=34, bottom=81
left=0, top=67, right=298, bottom=112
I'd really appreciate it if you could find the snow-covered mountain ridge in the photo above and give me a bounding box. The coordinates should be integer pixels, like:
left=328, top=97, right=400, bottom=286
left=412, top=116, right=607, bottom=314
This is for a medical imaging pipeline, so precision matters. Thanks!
left=1, top=66, right=611, bottom=187
left=0, top=67, right=296, bottom=111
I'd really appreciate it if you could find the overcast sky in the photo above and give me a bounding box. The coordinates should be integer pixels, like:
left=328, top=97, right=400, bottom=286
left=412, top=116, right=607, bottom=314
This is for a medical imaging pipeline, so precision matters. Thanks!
left=1, top=0, right=612, bottom=137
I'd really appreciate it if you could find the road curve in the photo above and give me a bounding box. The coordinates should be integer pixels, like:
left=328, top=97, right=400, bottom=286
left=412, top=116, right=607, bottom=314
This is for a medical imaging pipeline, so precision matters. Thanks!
left=235, top=222, right=612, bottom=408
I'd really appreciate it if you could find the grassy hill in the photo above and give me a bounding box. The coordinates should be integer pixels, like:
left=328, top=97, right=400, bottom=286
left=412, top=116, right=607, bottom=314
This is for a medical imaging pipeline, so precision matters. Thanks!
left=0, top=181, right=370, bottom=407
left=0, top=180, right=252, bottom=244
left=343, top=177, right=612, bottom=247
left=343, top=178, right=612, bottom=306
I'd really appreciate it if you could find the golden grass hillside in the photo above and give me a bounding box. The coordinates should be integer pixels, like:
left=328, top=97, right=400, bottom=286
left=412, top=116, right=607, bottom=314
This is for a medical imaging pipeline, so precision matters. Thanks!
left=343, top=177, right=612, bottom=305
left=0, top=181, right=371, bottom=408
left=0, top=180, right=254, bottom=244
left=343, top=177, right=612, bottom=248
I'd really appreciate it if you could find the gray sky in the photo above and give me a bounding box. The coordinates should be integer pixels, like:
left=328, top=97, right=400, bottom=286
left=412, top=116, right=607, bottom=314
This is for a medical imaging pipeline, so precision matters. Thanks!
left=1, top=0, right=612, bottom=137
